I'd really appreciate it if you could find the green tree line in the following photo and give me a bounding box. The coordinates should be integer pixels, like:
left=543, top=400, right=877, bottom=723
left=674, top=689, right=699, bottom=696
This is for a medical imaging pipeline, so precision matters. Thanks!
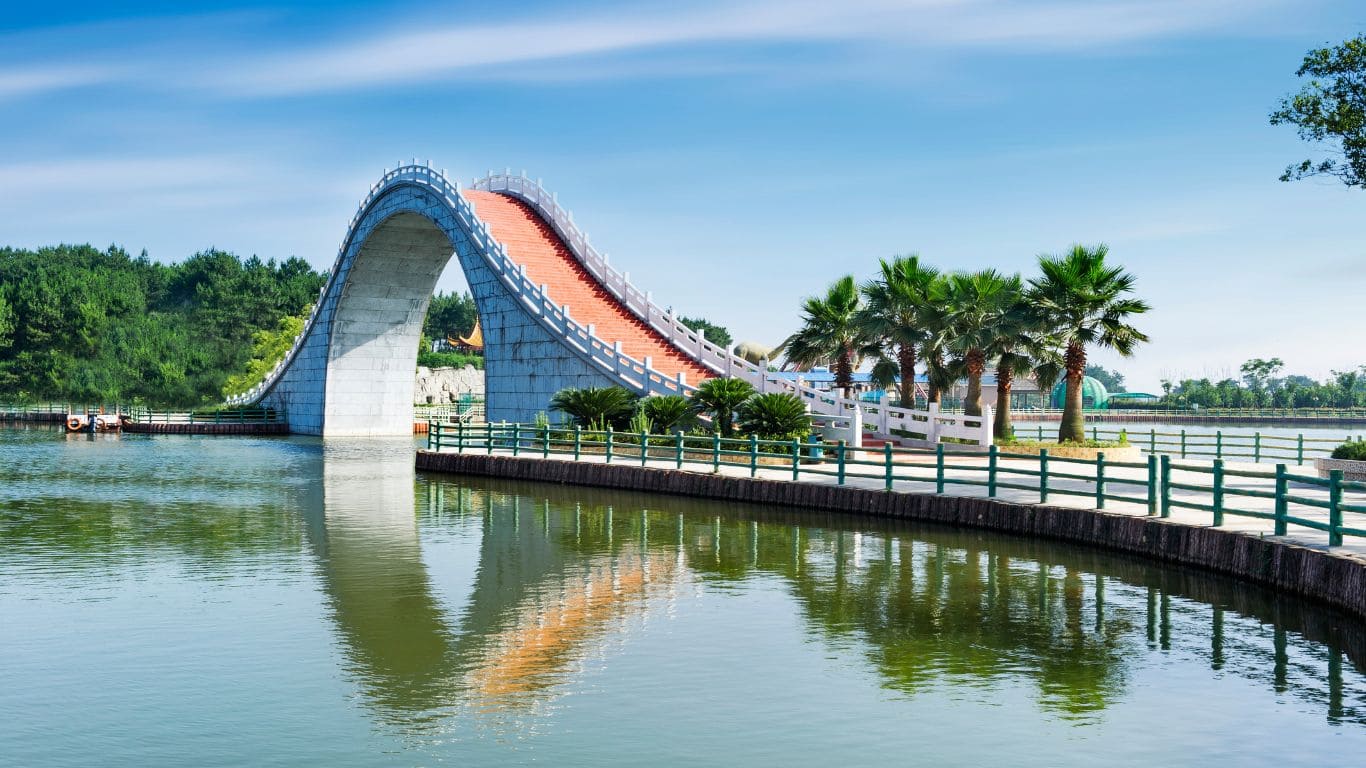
left=0, top=245, right=325, bottom=406
left=1153, top=358, right=1366, bottom=409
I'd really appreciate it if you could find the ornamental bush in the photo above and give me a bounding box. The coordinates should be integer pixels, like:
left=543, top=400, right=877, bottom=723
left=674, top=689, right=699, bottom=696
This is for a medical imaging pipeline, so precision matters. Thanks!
left=735, top=393, right=811, bottom=441
left=1331, top=440, right=1366, bottom=461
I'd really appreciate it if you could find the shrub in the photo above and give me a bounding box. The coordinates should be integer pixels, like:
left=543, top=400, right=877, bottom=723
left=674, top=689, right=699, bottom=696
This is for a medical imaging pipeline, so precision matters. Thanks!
left=549, top=386, right=640, bottom=430
left=736, top=393, right=811, bottom=441
left=641, top=395, right=693, bottom=434
left=689, top=377, right=755, bottom=437
left=1331, top=440, right=1366, bottom=461
left=417, top=350, right=484, bottom=369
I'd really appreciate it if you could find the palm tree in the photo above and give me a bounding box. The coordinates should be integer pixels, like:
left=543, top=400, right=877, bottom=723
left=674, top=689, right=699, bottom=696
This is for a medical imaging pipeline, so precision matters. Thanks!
left=780, top=275, right=867, bottom=399
left=1029, top=245, right=1150, bottom=443
left=942, top=270, right=1019, bottom=416
left=689, top=377, right=755, bottom=437
left=986, top=293, right=1061, bottom=440
left=859, top=255, right=940, bottom=407
left=916, top=274, right=956, bottom=407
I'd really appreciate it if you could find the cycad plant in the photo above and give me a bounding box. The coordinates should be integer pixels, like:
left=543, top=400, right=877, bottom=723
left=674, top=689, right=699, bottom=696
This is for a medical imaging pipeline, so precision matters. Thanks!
left=548, top=386, right=640, bottom=430
left=641, top=394, right=693, bottom=434
left=860, top=255, right=940, bottom=407
left=689, top=377, right=755, bottom=437
left=779, top=275, right=868, bottom=399
left=942, top=269, right=1019, bottom=416
left=735, top=393, right=811, bottom=441
left=1029, top=244, right=1150, bottom=443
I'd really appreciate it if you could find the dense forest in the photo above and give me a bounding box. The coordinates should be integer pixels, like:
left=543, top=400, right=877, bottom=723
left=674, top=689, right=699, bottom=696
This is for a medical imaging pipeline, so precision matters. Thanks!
left=0, top=245, right=324, bottom=406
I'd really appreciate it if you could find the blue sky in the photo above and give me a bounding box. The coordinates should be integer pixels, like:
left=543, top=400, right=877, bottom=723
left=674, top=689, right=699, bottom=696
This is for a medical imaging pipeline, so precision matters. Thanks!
left=2, top=0, right=1363, bottom=392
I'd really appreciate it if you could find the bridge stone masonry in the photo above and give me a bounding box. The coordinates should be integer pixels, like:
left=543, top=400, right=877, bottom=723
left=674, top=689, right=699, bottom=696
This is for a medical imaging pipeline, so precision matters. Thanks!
left=230, top=163, right=994, bottom=441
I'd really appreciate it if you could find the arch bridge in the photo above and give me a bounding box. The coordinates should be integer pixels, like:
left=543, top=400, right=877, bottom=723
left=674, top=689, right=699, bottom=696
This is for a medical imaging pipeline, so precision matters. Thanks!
left=231, top=163, right=989, bottom=443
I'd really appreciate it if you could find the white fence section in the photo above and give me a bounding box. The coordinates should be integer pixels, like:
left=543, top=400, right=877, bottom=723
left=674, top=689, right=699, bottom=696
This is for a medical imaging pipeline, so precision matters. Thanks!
left=227, top=164, right=992, bottom=448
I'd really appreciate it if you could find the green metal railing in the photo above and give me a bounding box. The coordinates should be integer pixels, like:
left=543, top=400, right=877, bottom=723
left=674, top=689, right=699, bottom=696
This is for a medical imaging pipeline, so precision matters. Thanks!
left=427, top=422, right=1366, bottom=546
left=1022, top=424, right=1359, bottom=465
left=127, top=406, right=283, bottom=424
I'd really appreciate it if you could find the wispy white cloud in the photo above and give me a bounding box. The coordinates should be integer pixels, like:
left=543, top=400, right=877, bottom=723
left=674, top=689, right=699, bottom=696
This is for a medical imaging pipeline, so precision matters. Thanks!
left=0, top=0, right=1295, bottom=100
left=0, top=65, right=126, bottom=100
left=211, top=0, right=1288, bottom=95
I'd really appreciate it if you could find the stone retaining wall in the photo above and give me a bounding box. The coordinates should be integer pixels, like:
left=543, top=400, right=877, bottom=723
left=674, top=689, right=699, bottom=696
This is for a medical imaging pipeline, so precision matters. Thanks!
left=416, top=450, right=1366, bottom=619
left=122, top=422, right=290, bottom=435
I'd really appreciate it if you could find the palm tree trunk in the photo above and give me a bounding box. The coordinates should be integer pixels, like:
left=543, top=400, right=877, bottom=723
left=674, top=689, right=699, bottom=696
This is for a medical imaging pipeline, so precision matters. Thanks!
left=926, top=348, right=944, bottom=405
left=897, top=343, right=916, bottom=407
left=836, top=347, right=854, bottom=400
left=1059, top=341, right=1086, bottom=443
left=994, top=361, right=1014, bottom=440
left=963, top=348, right=985, bottom=416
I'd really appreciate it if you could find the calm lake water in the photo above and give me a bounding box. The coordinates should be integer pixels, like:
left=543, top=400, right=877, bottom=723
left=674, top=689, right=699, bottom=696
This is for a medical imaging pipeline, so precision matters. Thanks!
left=4, top=425, right=1366, bottom=766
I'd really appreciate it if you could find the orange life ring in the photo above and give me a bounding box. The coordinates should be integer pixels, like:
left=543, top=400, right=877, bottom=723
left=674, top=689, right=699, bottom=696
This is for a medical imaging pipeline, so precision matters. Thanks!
left=67, top=415, right=84, bottom=431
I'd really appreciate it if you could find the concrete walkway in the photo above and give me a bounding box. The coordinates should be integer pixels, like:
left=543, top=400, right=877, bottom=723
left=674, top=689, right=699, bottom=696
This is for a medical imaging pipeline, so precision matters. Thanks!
left=424, top=444, right=1366, bottom=562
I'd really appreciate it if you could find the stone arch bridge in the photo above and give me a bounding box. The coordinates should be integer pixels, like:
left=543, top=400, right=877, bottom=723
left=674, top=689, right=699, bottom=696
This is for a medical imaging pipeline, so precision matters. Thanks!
left=231, top=164, right=989, bottom=443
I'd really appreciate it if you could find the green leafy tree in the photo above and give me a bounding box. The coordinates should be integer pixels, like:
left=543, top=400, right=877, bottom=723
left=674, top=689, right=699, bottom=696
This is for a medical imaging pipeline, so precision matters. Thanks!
left=859, top=254, right=940, bottom=407
left=423, top=292, right=479, bottom=341
left=735, top=392, right=811, bottom=441
left=689, top=377, right=755, bottom=437
left=549, top=386, right=640, bottom=429
left=1270, top=34, right=1366, bottom=187
left=679, top=316, right=732, bottom=348
left=779, top=275, right=868, bottom=399
left=223, top=310, right=308, bottom=398
left=1083, top=365, right=1127, bottom=393
left=1029, top=245, right=1150, bottom=443
left=641, top=394, right=693, bottom=434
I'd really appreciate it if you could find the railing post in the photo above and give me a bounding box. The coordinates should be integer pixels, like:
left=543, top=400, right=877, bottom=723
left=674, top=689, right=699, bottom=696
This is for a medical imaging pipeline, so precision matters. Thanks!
left=512, top=423, right=520, bottom=456
left=1160, top=455, right=1172, bottom=518
left=1212, top=458, right=1225, bottom=526
left=429, top=422, right=438, bottom=452
left=1297, top=434, right=1304, bottom=465
left=1274, top=464, right=1288, bottom=536
left=1216, top=430, right=1222, bottom=459
left=1254, top=432, right=1261, bottom=463
left=543, top=424, right=550, bottom=458
left=457, top=420, right=465, bottom=452
left=988, top=445, right=998, bottom=498
left=1039, top=449, right=1049, bottom=503
left=791, top=438, right=801, bottom=481
left=749, top=434, right=759, bottom=477
left=574, top=425, right=582, bottom=460
left=1150, top=428, right=1156, bottom=454
left=486, top=422, right=493, bottom=454
left=1180, top=429, right=1187, bottom=459
left=884, top=442, right=894, bottom=491
left=1329, top=469, right=1344, bottom=546
left=1146, top=454, right=1158, bottom=516
left=606, top=428, right=614, bottom=464
left=936, top=443, right=946, bottom=494
left=640, top=430, right=649, bottom=466
left=712, top=433, right=721, bottom=473
left=837, top=440, right=847, bottom=485
left=1095, top=452, right=1106, bottom=509
left=676, top=431, right=685, bottom=469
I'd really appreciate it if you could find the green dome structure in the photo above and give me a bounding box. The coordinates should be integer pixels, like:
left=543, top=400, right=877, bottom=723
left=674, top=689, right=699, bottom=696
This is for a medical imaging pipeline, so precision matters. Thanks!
left=1050, top=376, right=1110, bottom=409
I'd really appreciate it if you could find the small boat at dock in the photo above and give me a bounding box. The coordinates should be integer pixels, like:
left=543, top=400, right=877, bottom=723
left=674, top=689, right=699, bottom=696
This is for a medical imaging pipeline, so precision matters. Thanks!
left=65, top=412, right=125, bottom=433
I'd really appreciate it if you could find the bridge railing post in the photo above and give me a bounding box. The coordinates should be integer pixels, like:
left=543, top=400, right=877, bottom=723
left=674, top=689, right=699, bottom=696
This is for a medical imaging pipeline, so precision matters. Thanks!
left=512, top=423, right=520, bottom=456
left=486, top=422, right=494, bottom=455
left=574, top=425, right=582, bottom=460
left=606, top=427, right=614, bottom=464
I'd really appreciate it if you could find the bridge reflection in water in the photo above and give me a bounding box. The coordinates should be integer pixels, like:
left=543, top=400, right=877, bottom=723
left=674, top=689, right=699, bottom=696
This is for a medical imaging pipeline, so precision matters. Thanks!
left=298, top=444, right=1366, bottom=729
